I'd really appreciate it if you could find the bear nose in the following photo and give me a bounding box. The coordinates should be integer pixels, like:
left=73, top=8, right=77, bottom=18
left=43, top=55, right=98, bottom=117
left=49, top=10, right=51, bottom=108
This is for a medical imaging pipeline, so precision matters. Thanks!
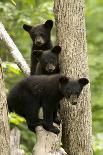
left=35, top=36, right=45, bottom=45
left=46, top=64, right=55, bottom=72
left=48, top=68, right=54, bottom=72
left=35, top=40, right=41, bottom=45
left=36, top=39, right=41, bottom=44
left=69, top=95, right=78, bottom=105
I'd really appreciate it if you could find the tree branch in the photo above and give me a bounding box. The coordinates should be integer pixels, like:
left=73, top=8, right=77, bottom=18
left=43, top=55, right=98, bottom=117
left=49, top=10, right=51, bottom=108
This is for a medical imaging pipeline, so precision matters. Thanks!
left=32, top=125, right=67, bottom=155
left=0, top=22, right=30, bottom=76
left=10, top=128, right=25, bottom=155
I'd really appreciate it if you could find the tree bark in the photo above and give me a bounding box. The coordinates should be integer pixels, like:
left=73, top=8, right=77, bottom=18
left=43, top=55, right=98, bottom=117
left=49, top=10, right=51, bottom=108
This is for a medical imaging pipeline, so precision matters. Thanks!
left=10, top=128, right=25, bottom=155
left=0, top=58, right=10, bottom=155
left=0, top=22, right=30, bottom=76
left=54, top=0, right=93, bottom=155
left=32, top=125, right=67, bottom=155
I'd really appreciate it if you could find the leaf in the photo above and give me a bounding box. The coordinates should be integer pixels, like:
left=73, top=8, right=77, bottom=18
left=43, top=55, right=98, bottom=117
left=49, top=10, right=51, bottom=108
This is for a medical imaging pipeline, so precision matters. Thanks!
left=11, top=0, right=16, bottom=6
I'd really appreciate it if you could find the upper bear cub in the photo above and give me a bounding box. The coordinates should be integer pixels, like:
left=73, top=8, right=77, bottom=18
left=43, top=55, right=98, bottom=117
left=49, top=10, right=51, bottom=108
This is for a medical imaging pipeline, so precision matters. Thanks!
left=35, top=45, right=61, bottom=75
left=23, top=20, right=53, bottom=75
left=7, top=74, right=89, bottom=134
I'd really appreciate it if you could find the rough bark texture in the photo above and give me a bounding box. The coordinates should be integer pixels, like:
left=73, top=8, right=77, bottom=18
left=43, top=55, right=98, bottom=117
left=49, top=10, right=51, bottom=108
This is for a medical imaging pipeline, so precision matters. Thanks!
left=0, top=22, right=30, bottom=76
left=10, top=128, right=25, bottom=155
left=0, top=58, right=10, bottom=155
left=54, top=0, right=93, bottom=155
left=33, top=125, right=67, bottom=155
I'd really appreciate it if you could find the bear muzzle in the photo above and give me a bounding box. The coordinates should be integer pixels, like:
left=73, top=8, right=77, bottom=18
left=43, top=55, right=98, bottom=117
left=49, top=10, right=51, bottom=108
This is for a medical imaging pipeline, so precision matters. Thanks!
left=69, top=95, right=78, bottom=105
left=35, top=36, right=45, bottom=46
left=46, top=64, right=56, bottom=72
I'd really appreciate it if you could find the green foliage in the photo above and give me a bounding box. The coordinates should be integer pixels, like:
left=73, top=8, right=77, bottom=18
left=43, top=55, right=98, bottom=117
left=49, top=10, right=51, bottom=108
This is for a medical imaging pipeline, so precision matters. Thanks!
left=2, top=62, right=24, bottom=92
left=9, top=113, right=25, bottom=125
left=86, top=0, right=103, bottom=153
left=11, top=0, right=16, bottom=6
left=0, top=0, right=103, bottom=154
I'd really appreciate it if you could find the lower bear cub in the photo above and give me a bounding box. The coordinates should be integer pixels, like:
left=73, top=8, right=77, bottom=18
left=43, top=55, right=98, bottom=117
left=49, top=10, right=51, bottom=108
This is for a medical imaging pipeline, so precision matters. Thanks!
left=7, top=74, right=89, bottom=134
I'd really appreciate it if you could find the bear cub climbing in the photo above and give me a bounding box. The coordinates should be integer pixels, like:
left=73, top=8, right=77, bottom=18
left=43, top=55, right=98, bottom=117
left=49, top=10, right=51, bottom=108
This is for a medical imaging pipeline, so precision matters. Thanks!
left=23, top=20, right=53, bottom=75
left=7, top=74, right=89, bottom=134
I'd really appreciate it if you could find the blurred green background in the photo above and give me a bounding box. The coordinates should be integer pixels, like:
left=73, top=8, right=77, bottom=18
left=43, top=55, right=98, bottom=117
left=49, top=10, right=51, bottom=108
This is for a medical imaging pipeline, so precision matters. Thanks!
left=0, top=0, right=103, bottom=154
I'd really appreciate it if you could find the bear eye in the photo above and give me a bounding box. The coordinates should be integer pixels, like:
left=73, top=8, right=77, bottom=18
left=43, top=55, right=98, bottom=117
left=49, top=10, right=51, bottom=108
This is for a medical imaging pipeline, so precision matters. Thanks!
left=31, top=32, right=36, bottom=38
left=33, top=32, right=36, bottom=36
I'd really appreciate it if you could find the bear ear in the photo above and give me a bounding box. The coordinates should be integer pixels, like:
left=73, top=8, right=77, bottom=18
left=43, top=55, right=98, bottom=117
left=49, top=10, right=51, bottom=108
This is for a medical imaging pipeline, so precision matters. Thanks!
left=52, top=45, right=61, bottom=54
left=59, top=75, right=69, bottom=84
left=79, top=78, right=89, bottom=86
left=23, top=24, right=32, bottom=32
left=34, top=50, right=43, bottom=59
left=44, top=20, right=53, bottom=30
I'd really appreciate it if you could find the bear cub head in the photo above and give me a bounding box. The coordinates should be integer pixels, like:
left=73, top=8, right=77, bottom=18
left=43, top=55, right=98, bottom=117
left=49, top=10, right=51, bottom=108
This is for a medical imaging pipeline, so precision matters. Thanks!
left=35, top=45, right=61, bottom=74
left=59, top=76, right=89, bottom=105
left=23, top=20, right=53, bottom=47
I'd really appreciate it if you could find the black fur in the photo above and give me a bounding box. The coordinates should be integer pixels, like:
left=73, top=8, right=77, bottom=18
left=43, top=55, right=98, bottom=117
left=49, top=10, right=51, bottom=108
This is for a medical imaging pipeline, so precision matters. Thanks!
left=7, top=74, right=89, bottom=134
left=35, top=45, right=61, bottom=75
left=35, top=45, right=61, bottom=124
left=23, top=20, right=53, bottom=75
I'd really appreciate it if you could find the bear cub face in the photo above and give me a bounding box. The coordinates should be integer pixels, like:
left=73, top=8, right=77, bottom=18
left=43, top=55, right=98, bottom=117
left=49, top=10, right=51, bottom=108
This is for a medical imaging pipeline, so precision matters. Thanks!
left=23, top=20, right=53, bottom=75
left=60, top=76, right=89, bottom=105
left=35, top=46, right=61, bottom=74
left=23, top=20, right=53, bottom=47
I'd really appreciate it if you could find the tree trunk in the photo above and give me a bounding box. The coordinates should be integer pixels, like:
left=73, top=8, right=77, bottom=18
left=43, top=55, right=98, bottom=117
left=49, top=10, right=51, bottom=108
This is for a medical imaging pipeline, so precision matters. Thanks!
left=0, top=58, right=10, bottom=155
left=54, top=0, right=93, bottom=155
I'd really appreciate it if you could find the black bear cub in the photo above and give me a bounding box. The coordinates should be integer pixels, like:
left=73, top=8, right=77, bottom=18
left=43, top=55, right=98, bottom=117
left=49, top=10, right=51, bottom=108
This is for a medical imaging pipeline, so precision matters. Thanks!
left=35, top=45, right=61, bottom=75
left=35, top=45, right=61, bottom=125
left=7, top=74, right=89, bottom=134
left=23, top=20, right=53, bottom=75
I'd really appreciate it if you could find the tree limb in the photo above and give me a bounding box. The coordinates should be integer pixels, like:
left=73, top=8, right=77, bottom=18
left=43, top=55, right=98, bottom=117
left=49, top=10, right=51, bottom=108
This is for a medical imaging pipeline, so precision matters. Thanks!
left=32, top=125, right=67, bottom=155
left=0, top=22, right=30, bottom=76
left=10, top=128, right=25, bottom=155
